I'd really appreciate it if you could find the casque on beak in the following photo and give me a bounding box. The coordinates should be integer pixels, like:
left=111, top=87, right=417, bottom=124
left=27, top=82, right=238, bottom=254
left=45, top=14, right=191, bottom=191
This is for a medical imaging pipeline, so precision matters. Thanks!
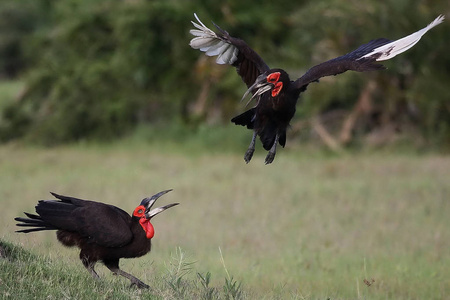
left=241, top=74, right=274, bottom=107
left=140, top=189, right=179, bottom=219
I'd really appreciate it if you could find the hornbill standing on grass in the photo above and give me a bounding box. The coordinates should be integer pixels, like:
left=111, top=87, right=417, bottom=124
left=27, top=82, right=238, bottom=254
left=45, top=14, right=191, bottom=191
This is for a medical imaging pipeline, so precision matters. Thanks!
left=189, top=14, right=444, bottom=164
left=15, top=190, right=178, bottom=289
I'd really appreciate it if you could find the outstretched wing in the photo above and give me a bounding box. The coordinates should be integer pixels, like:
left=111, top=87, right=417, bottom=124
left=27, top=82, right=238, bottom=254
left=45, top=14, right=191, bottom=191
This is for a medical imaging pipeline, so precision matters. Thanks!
left=189, top=13, right=270, bottom=88
left=293, top=15, right=444, bottom=90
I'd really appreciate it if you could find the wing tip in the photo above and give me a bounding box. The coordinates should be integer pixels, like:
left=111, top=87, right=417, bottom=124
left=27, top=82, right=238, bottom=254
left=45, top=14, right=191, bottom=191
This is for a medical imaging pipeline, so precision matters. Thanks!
left=360, top=14, right=444, bottom=62
left=193, top=12, right=200, bottom=24
left=430, top=14, right=445, bottom=27
left=50, top=191, right=63, bottom=200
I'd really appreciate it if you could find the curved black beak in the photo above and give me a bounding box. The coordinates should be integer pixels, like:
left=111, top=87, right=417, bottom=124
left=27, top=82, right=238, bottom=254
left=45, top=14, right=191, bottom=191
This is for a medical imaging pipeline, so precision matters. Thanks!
left=140, top=189, right=179, bottom=219
left=241, top=74, right=274, bottom=107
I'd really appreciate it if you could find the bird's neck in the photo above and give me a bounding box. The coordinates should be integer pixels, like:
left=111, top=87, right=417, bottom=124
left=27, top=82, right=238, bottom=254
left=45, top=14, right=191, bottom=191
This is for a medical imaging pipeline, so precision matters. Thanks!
left=138, top=217, right=155, bottom=239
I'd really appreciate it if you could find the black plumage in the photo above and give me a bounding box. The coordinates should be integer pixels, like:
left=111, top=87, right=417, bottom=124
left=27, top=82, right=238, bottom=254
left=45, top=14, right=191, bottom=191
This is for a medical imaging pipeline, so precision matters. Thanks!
left=15, top=190, right=178, bottom=289
left=190, top=14, right=444, bottom=164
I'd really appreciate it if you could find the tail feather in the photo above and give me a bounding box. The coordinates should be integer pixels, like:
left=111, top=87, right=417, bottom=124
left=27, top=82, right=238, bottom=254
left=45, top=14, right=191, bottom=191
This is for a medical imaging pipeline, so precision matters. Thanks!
left=15, top=214, right=58, bottom=233
left=231, top=108, right=256, bottom=129
left=259, top=125, right=287, bottom=151
left=23, top=212, right=41, bottom=220
left=15, top=216, right=48, bottom=226
left=15, top=227, right=56, bottom=233
left=15, top=192, right=80, bottom=234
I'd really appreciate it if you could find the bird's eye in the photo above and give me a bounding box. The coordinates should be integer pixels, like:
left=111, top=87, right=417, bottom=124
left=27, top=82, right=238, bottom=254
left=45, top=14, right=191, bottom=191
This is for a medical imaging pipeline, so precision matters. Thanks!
left=266, top=72, right=281, bottom=83
left=133, top=205, right=146, bottom=217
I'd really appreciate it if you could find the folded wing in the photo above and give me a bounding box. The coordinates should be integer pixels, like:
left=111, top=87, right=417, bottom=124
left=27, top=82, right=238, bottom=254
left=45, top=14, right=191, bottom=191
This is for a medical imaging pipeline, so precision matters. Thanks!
left=15, top=193, right=133, bottom=248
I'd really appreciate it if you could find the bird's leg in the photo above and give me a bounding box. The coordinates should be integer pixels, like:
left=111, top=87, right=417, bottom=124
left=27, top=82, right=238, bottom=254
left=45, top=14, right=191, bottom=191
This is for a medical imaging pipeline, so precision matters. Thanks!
left=104, top=260, right=150, bottom=289
left=244, top=132, right=257, bottom=163
left=265, top=133, right=279, bottom=165
left=115, top=268, right=150, bottom=289
left=81, top=255, right=100, bottom=279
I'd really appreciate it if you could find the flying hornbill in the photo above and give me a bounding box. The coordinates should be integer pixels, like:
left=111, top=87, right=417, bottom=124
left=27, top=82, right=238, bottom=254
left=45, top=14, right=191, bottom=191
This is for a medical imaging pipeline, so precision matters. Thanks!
left=15, top=190, right=178, bottom=289
left=190, top=14, right=444, bottom=164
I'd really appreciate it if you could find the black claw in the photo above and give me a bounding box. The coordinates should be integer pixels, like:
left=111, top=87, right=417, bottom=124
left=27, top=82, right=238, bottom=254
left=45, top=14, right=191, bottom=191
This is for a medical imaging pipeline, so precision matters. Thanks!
left=265, top=151, right=276, bottom=164
left=130, top=281, right=150, bottom=289
left=244, top=149, right=254, bottom=164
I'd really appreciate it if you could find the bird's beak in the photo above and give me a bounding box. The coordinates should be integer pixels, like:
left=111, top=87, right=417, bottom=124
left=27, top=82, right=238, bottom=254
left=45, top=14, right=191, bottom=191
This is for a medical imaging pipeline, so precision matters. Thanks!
left=140, top=189, right=179, bottom=219
left=147, top=202, right=179, bottom=219
left=241, top=75, right=274, bottom=107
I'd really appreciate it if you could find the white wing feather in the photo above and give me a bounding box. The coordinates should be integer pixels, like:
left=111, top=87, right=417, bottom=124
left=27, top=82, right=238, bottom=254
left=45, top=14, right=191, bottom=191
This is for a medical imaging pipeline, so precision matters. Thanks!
left=189, top=13, right=239, bottom=65
left=217, top=45, right=239, bottom=64
left=360, top=15, right=445, bottom=61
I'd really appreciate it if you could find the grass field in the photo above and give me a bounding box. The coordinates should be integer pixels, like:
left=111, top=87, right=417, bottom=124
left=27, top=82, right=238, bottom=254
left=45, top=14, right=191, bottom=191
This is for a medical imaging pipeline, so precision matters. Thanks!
left=1, top=140, right=449, bottom=299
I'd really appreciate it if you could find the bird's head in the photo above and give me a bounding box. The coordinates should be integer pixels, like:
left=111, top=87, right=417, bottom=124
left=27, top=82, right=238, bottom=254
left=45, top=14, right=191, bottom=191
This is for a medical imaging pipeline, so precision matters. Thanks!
left=132, top=189, right=179, bottom=239
left=241, top=69, right=290, bottom=107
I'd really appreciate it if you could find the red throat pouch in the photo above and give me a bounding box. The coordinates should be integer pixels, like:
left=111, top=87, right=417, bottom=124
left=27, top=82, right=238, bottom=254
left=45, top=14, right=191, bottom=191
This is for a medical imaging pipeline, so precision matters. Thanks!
left=139, top=218, right=155, bottom=239
left=272, top=82, right=283, bottom=97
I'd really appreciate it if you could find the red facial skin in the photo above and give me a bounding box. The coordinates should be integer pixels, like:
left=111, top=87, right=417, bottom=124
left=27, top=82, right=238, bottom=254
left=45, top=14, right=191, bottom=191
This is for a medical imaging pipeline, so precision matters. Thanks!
left=266, top=72, right=283, bottom=97
left=133, top=205, right=155, bottom=239
left=272, top=82, right=283, bottom=97
left=266, top=72, right=280, bottom=83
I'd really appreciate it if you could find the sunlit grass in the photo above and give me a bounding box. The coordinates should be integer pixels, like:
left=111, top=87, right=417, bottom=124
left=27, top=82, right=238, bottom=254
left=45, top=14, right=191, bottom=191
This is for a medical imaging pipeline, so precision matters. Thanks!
left=1, top=141, right=449, bottom=299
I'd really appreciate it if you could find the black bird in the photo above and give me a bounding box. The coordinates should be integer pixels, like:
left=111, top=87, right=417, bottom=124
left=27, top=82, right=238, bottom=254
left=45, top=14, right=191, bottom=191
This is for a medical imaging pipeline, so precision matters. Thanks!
left=15, top=190, right=178, bottom=289
left=190, top=14, right=444, bottom=164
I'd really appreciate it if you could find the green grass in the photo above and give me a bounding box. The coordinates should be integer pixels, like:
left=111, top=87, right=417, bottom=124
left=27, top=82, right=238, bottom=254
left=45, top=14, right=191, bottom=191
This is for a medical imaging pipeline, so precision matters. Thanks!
left=1, top=141, right=449, bottom=299
left=0, top=240, right=246, bottom=299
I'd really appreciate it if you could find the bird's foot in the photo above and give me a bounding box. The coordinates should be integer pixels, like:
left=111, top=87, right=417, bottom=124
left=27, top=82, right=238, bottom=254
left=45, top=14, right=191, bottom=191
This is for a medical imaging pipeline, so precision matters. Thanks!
left=130, top=280, right=150, bottom=289
left=244, top=148, right=255, bottom=164
left=265, top=151, right=276, bottom=165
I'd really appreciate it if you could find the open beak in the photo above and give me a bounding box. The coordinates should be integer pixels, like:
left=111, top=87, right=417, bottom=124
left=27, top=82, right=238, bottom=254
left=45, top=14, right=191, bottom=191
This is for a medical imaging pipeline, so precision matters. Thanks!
left=140, top=189, right=179, bottom=219
left=241, top=74, right=274, bottom=107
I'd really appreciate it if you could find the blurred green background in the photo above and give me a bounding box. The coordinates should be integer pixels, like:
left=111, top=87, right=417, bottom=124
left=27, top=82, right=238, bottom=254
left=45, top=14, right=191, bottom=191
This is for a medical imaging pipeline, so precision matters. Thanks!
left=1, top=1, right=449, bottom=299
left=0, top=0, right=448, bottom=149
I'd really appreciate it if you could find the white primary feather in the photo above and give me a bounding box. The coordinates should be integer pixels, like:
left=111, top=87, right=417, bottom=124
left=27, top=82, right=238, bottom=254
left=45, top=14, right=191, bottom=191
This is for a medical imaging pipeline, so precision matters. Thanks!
left=361, top=15, right=445, bottom=61
left=189, top=13, right=239, bottom=65
left=189, top=37, right=215, bottom=49
left=217, top=44, right=238, bottom=64
left=205, top=41, right=227, bottom=56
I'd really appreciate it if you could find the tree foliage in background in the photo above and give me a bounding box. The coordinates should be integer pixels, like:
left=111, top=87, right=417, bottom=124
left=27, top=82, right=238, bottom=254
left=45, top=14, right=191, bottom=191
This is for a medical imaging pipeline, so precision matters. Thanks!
left=0, top=0, right=448, bottom=148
